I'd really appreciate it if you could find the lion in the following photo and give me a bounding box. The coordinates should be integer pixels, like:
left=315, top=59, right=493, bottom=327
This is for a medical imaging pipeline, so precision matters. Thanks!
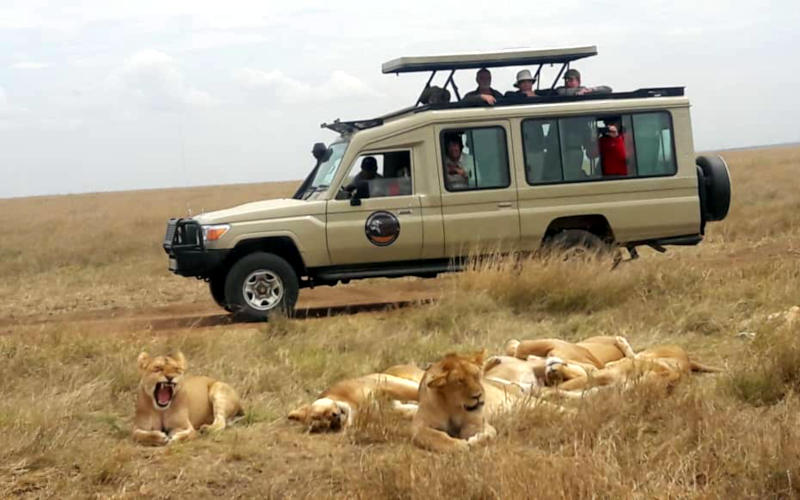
left=288, top=364, right=423, bottom=432
left=133, top=352, right=243, bottom=446
left=412, top=351, right=560, bottom=453
left=505, top=335, right=636, bottom=375
left=544, top=344, right=722, bottom=392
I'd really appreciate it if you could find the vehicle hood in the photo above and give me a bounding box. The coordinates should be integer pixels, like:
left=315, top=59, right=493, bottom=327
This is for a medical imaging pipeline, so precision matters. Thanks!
left=193, top=198, right=325, bottom=224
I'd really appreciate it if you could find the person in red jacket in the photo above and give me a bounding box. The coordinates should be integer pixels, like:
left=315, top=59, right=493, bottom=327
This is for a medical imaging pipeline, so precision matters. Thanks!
left=599, top=123, right=628, bottom=176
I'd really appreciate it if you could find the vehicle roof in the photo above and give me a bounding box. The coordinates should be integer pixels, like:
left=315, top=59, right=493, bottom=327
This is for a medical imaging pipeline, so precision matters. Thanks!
left=351, top=95, right=690, bottom=145
left=381, top=46, right=597, bottom=74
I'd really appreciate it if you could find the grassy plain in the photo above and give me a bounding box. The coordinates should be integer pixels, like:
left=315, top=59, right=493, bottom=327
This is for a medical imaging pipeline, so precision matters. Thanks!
left=1, top=146, right=799, bottom=498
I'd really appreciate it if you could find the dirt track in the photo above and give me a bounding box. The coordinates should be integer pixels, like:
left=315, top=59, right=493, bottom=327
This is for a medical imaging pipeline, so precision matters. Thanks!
left=0, top=280, right=442, bottom=334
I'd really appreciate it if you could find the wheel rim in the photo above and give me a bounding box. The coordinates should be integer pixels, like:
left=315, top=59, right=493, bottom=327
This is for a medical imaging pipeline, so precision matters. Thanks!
left=242, top=270, right=284, bottom=311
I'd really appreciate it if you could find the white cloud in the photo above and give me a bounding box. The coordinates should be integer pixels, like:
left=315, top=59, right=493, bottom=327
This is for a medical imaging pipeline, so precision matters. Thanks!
left=10, top=61, right=50, bottom=70
left=234, top=68, right=381, bottom=103
left=110, top=49, right=215, bottom=112
left=0, top=86, right=7, bottom=110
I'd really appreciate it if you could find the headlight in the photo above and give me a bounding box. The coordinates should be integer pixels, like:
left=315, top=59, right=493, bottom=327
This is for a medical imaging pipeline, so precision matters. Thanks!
left=202, top=224, right=230, bottom=242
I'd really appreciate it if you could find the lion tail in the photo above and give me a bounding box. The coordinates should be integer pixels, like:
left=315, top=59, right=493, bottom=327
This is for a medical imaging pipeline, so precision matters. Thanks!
left=690, top=359, right=724, bottom=373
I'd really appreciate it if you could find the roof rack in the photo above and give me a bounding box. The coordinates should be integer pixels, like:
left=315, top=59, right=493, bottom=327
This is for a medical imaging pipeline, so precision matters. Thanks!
left=383, top=46, right=599, bottom=105
left=382, top=46, right=597, bottom=74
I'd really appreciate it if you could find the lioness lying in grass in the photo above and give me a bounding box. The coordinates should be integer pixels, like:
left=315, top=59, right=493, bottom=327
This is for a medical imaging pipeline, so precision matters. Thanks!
left=133, top=352, right=243, bottom=446
left=505, top=335, right=636, bottom=374
left=544, top=344, right=722, bottom=391
left=288, top=364, right=423, bottom=432
left=412, top=351, right=561, bottom=453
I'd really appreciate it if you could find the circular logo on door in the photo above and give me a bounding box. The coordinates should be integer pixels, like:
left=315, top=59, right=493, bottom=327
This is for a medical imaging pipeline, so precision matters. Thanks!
left=365, top=211, right=400, bottom=246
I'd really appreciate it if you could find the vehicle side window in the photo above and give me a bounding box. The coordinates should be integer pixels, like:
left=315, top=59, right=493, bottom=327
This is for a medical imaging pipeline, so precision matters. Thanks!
left=522, top=119, right=562, bottom=183
left=633, top=112, right=676, bottom=176
left=522, top=111, right=676, bottom=185
left=559, top=116, right=600, bottom=181
left=441, top=127, right=510, bottom=191
left=337, top=151, right=412, bottom=199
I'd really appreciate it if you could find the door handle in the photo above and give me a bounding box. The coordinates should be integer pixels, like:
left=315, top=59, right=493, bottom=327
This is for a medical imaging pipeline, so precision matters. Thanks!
left=398, top=209, right=413, bottom=215
left=497, top=202, right=513, bottom=208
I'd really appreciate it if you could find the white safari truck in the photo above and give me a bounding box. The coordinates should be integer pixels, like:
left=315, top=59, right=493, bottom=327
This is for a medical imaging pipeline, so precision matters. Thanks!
left=163, top=46, right=731, bottom=320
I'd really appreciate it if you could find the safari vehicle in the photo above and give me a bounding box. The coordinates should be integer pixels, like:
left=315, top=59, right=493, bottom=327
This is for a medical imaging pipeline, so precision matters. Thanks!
left=163, top=46, right=731, bottom=320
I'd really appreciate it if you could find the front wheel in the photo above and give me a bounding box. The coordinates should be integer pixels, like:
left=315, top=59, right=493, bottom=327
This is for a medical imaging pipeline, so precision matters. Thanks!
left=224, top=252, right=299, bottom=321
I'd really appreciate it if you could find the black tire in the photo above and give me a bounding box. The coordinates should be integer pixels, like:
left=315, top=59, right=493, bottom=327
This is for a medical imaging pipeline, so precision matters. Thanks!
left=696, top=155, right=731, bottom=221
left=543, top=229, right=612, bottom=260
left=224, top=252, right=299, bottom=321
left=208, top=274, right=231, bottom=312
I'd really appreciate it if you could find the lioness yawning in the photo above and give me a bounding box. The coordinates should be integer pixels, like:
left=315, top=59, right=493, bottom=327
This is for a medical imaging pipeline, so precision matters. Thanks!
left=133, top=352, right=243, bottom=446
left=288, top=364, right=423, bottom=432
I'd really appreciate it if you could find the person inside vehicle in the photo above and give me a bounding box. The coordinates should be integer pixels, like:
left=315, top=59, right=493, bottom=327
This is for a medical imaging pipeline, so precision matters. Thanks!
left=443, top=135, right=472, bottom=190
left=599, top=122, right=628, bottom=176
left=344, top=156, right=382, bottom=196
left=462, top=68, right=503, bottom=105
left=556, top=69, right=612, bottom=96
left=505, top=69, right=538, bottom=98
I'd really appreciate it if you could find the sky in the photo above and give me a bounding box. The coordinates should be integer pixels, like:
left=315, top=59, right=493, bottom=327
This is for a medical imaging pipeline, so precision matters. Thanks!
left=1, top=0, right=798, bottom=198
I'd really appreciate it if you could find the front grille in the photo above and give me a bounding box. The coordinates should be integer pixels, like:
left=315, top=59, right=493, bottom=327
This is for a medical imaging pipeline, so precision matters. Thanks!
left=163, top=218, right=203, bottom=255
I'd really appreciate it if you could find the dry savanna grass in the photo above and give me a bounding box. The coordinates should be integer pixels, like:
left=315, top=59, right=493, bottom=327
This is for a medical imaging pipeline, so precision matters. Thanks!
left=1, top=145, right=799, bottom=498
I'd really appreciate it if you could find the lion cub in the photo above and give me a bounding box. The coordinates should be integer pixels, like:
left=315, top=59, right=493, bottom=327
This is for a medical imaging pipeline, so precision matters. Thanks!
left=133, top=352, right=243, bottom=446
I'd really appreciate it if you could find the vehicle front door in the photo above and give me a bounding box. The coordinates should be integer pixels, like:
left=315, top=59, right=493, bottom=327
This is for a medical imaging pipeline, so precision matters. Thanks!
left=326, top=150, right=423, bottom=265
left=436, top=122, right=520, bottom=256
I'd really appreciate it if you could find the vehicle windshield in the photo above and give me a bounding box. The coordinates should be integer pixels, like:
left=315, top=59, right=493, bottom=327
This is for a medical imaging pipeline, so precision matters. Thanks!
left=295, top=141, right=348, bottom=201
left=311, top=142, right=347, bottom=187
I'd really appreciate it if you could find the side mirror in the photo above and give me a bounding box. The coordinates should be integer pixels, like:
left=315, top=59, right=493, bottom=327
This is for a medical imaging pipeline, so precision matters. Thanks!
left=350, top=197, right=361, bottom=206
left=312, top=143, right=328, bottom=161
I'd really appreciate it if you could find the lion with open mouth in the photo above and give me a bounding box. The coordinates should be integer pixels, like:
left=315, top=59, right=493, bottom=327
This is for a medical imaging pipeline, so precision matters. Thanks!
left=132, top=351, right=243, bottom=446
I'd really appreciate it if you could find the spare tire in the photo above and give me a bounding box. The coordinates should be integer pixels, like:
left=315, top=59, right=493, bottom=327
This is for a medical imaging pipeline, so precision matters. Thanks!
left=696, top=155, right=731, bottom=221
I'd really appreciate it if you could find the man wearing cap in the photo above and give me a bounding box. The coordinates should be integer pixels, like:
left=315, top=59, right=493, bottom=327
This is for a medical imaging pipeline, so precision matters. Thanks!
left=556, top=68, right=612, bottom=96
left=505, top=69, right=538, bottom=98
left=462, top=68, right=503, bottom=105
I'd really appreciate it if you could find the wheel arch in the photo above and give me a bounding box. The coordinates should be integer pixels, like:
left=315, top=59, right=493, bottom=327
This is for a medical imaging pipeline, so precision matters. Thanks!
left=542, top=214, right=615, bottom=245
left=220, top=236, right=307, bottom=280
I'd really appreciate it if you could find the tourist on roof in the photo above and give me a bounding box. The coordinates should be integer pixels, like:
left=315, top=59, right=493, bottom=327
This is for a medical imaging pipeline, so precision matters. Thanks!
left=462, top=68, right=503, bottom=105
left=555, top=69, right=612, bottom=96
left=505, top=69, right=538, bottom=98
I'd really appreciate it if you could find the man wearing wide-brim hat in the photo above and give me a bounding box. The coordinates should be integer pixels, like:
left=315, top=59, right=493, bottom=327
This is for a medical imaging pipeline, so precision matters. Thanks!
left=507, top=69, right=537, bottom=98
left=555, top=68, right=612, bottom=96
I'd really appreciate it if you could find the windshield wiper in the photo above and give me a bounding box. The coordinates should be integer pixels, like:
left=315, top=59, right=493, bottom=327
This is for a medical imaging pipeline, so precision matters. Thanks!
left=301, top=184, right=329, bottom=200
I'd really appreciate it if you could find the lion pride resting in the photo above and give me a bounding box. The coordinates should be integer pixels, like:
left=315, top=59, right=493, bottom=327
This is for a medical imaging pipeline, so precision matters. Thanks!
left=133, top=352, right=243, bottom=446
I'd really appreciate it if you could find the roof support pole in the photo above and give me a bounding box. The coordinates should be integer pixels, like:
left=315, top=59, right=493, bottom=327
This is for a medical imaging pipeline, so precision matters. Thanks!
left=550, top=63, right=568, bottom=90
left=415, top=70, right=438, bottom=106
left=444, top=69, right=460, bottom=101
left=534, top=64, right=542, bottom=90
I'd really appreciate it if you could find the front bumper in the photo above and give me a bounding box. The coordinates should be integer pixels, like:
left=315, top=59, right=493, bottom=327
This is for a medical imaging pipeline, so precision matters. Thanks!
left=163, top=218, right=229, bottom=278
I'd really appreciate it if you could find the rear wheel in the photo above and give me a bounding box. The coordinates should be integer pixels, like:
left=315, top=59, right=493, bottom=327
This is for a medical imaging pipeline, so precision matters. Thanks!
left=543, top=229, right=613, bottom=261
left=224, top=252, right=299, bottom=321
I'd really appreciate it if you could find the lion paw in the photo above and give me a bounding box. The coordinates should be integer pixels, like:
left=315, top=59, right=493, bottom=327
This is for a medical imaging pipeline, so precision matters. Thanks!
left=615, top=336, right=636, bottom=358
left=199, top=422, right=225, bottom=434
left=504, top=339, right=520, bottom=357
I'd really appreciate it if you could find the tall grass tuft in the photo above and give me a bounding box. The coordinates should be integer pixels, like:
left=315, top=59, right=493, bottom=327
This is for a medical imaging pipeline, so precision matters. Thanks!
left=726, top=322, right=800, bottom=406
